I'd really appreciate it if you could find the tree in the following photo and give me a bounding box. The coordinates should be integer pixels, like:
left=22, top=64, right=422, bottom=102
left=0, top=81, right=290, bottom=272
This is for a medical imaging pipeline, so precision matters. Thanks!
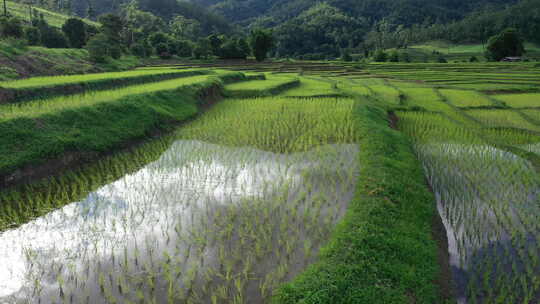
left=86, top=32, right=110, bottom=62
left=148, top=31, right=169, bottom=46
left=24, top=26, right=41, bottom=45
left=62, top=18, right=86, bottom=48
left=170, top=15, right=200, bottom=40
left=485, top=28, right=525, bottom=61
left=40, top=26, right=68, bottom=48
left=155, top=42, right=170, bottom=59
left=98, top=13, right=123, bottom=43
left=0, top=16, right=23, bottom=38
left=249, top=29, right=273, bottom=62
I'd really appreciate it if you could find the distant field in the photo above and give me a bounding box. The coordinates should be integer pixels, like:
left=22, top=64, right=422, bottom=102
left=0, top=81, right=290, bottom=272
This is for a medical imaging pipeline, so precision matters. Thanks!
left=385, top=41, right=540, bottom=62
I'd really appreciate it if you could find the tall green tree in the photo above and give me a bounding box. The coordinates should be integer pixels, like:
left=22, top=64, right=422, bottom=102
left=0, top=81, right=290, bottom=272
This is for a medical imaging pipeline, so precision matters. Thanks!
left=485, top=28, right=525, bottom=61
left=62, top=18, right=86, bottom=48
left=249, top=29, right=274, bottom=62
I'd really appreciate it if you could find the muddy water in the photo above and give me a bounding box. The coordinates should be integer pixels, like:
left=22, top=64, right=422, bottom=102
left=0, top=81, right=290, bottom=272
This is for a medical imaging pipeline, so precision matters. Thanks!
left=418, top=143, right=540, bottom=304
left=0, top=140, right=359, bottom=304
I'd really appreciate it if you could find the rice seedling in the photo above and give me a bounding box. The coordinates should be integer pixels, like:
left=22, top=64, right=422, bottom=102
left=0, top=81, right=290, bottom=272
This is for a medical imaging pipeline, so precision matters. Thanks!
left=225, top=74, right=300, bottom=97
left=282, top=77, right=342, bottom=98
left=493, top=93, right=540, bottom=108
left=0, top=94, right=361, bottom=303
left=416, top=142, right=540, bottom=304
left=439, top=89, right=494, bottom=108
left=0, top=74, right=214, bottom=121
left=0, top=69, right=204, bottom=89
left=466, top=109, right=540, bottom=132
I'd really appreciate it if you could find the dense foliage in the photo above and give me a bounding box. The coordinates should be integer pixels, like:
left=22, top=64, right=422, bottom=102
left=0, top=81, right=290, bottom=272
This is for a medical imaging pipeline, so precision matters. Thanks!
left=3, top=0, right=540, bottom=59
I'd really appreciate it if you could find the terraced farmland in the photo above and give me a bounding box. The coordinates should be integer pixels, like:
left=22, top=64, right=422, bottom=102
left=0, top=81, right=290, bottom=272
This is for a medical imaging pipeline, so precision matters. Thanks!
left=0, top=61, right=539, bottom=304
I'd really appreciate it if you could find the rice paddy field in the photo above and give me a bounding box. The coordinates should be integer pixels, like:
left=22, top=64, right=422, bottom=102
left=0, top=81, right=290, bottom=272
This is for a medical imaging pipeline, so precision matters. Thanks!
left=0, top=60, right=539, bottom=303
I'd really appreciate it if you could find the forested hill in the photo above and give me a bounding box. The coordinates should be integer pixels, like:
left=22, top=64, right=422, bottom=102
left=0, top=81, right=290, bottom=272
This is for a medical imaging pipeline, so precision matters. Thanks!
left=17, top=0, right=540, bottom=58
left=193, top=0, right=515, bottom=27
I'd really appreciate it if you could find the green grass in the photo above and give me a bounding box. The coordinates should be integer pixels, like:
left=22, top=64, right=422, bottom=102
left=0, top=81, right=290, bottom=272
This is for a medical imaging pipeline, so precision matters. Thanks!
left=493, top=93, right=540, bottom=108
left=6, top=0, right=99, bottom=28
left=0, top=72, right=245, bottom=177
left=0, top=74, right=216, bottom=120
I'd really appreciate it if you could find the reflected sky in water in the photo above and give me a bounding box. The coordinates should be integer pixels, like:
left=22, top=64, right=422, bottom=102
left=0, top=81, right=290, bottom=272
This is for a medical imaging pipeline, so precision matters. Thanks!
left=0, top=140, right=359, bottom=303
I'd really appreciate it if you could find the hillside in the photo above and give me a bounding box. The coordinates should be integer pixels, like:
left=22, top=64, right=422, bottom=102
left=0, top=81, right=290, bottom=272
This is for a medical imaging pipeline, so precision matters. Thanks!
left=5, top=0, right=98, bottom=28
left=194, top=0, right=516, bottom=26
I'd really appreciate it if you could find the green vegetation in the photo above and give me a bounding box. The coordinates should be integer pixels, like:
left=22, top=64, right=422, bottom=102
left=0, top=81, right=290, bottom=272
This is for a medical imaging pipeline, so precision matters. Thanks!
left=0, top=68, right=209, bottom=103
left=0, top=72, right=244, bottom=181
left=225, top=74, right=300, bottom=97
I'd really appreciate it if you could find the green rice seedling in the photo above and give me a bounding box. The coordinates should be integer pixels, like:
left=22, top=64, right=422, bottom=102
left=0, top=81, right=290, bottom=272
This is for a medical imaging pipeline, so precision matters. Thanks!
left=466, top=109, right=540, bottom=132
left=0, top=74, right=214, bottom=121
left=439, top=89, right=495, bottom=108
left=224, top=74, right=300, bottom=97
left=400, top=103, right=540, bottom=304
left=0, top=93, right=360, bottom=303
left=492, top=93, right=540, bottom=108
left=282, top=77, right=342, bottom=98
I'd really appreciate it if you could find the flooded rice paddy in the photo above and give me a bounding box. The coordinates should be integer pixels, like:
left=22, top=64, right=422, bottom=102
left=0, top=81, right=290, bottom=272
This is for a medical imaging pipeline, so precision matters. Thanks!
left=418, top=143, right=540, bottom=304
left=0, top=140, right=359, bottom=303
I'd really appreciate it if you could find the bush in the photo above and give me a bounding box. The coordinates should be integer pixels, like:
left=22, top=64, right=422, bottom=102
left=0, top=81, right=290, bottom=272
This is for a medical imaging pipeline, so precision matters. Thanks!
left=389, top=50, right=399, bottom=62
left=40, top=27, right=68, bottom=48
left=24, top=26, right=41, bottom=45
left=373, top=49, right=387, bottom=62
left=401, top=52, right=411, bottom=62
left=469, top=56, right=478, bottom=62
left=0, top=16, right=24, bottom=38
left=437, top=55, right=448, bottom=63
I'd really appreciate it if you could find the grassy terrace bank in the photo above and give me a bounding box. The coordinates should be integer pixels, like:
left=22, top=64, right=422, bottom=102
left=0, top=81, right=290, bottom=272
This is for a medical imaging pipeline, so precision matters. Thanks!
left=274, top=94, right=446, bottom=303
left=0, top=71, right=246, bottom=187
left=0, top=68, right=210, bottom=104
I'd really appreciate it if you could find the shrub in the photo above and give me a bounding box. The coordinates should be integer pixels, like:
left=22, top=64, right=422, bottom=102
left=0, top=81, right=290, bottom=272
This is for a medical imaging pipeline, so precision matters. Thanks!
left=389, top=50, right=399, bottom=62
left=401, top=52, right=411, bottom=62
left=0, top=16, right=24, bottom=38
left=437, top=55, right=448, bottom=63
left=40, top=27, right=68, bottom=48
left=469, top=56, right=478, bottom=62
left=24, top=26, right=41, bottom=45
left=373, top=49, right=387, bottom=62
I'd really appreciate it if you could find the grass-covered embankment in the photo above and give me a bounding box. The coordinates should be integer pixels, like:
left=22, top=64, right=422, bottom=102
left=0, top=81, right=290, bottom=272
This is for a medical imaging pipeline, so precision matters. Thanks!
left=0, top=72, right=246, bottom=187
left=0, top=69, right=210, bottom=104
left=275, top=96, right=446, bottom=303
